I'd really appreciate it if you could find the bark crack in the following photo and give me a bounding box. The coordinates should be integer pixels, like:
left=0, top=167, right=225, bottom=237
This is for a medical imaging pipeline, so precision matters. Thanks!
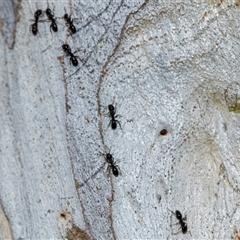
left=96, top=1, right=148, bottom=239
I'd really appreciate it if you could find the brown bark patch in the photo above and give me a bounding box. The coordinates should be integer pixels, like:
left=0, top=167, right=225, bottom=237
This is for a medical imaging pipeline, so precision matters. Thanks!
left=66, top=224, right=91, bottom=240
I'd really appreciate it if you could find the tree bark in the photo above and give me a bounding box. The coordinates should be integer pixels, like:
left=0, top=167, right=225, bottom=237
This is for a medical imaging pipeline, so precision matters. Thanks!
left=1, top=0, right=240, bottom=239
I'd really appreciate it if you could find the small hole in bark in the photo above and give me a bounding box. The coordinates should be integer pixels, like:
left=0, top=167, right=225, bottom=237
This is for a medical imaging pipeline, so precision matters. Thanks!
left=159, top=129, right=168, bottom=136
left=60, top=213, right=66, bottom=219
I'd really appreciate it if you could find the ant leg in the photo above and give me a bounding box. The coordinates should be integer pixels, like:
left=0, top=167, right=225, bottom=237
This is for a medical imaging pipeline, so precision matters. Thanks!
left=58, top=39, right=64, bottom=49
left=113, top=160, right=119, bottom=168
left=104, top=113, right=110, bottom=118
left=52, top=4, right=55, bottom=14
left=64, top=6, right=67, bottom=14
left=29, top=23, right=33, bottom=33
left=106, top=164, right=112, bottom=176
left=104, top=145, right=112, bottom=155
left=112, top=103, right=123, bottom=118
left=182, top=214, right=187, bottom=221
left=78, top=56, right=86, bottom=64
left=167, top=208, right=176, bottom=215
left=174, top=229, right=192, bottom=236
left=46, top=1, right=50, bottom=10
left=103, top=112, right=110, bottom=117
left=115, top=120, right=122, bottom=130
left=173, top=229, right=182, bottom=235
left=98, top=151, right=106, bottom=158
left=67, top=28, right=72, bottom=37
left=72, top=51, right=84, bottom=63
left=106, top=120, right=112, bottom=131
left=171, top=222, right=180, bottom=226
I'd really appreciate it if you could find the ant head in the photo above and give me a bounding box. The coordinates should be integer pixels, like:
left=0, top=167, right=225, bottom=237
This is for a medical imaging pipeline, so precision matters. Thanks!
left=175, top=210, right=182, bottom=219
left=34, top=9, right=42, bottom=19
left=106, top=153, right=112, bottom=160
left=46, top=8, right=52, bottom=16
left=108, top=104, right=114, bottom=111
left=63, top=13, right=69, bottom=20
left=62, top=43, right=68, bottom=49
left=62, top=43, right=71, bottom=53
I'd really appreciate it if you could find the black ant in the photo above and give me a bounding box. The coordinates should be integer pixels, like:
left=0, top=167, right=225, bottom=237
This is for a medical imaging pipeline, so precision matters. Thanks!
left=60, top=41, right=79, bottom=67
left=45, top=6, right=58, bottom=32
left=107, top=104, right=121, bottom=130
left=169, top=209, right=190, bottom=235
left=105, top=152, right=119, bottom=177
left=30, top=9, right=43, bottom=35
left=63, top=13, right=76, bottom=34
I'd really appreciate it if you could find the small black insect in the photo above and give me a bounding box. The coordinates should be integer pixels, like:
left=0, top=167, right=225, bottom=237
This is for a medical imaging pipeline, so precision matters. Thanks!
left=45, top=6, right=58, bottom=32
left=175, top=210, right=187, bottom=234
left=169, top=209, right=189, bottom=235
left=63, top=13, right=77, bottom=34
left=60, top=41, right=79, bottom=67
left=105, top=152, right=119, bottom=177
left=107, top=104, right=121, bottom=130
left=30, top=9, right=43, bottom=35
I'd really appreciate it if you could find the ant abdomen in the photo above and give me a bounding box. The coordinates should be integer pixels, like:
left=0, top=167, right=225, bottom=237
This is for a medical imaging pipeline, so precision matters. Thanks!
left=104, top=152, right=119, bottom=177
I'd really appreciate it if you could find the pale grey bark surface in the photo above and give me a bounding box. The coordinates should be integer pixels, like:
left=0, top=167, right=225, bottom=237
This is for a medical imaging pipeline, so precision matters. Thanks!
left=1, top=0, right=240, bottom=239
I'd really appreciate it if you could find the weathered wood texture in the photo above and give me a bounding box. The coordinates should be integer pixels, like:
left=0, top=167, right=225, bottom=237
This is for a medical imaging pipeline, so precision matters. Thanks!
left=0, top=0, right=20, bottom=49
left=1, top=0, right=240, bottom=239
